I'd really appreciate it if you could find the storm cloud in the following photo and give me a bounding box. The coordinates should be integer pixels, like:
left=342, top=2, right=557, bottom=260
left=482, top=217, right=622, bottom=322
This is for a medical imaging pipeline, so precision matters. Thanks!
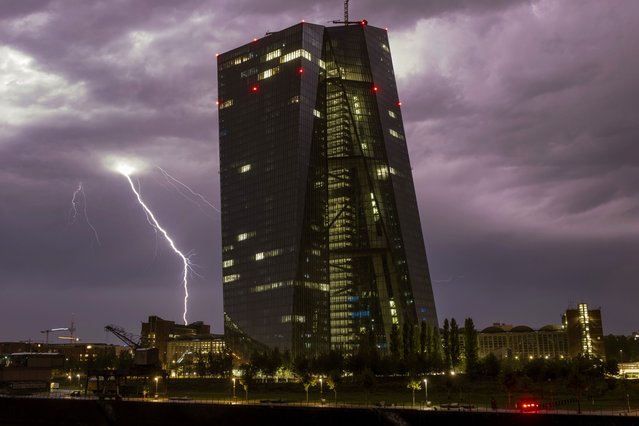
left=1, top=0, right=637, bottom=342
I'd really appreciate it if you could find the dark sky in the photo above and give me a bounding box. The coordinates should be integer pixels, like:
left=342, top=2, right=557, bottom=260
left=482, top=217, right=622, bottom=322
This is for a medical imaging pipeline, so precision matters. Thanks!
left=1, top=0, right=637, bottom=343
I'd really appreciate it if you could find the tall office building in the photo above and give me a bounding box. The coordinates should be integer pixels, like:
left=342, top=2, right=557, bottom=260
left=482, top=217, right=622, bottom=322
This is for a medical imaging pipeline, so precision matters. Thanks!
left=217, top=20, right=438, bottom=357
left=563, top=303, right=605, bottom=359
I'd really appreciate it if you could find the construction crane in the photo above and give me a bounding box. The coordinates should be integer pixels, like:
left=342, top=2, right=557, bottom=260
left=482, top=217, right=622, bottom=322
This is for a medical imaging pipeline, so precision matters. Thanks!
left=332, top=0, right=367, bottom=26
left=104, top=325, right=159, bottom=368
left=104, top=325, right=141, bottom=349
left=41, top=318, right=77, bottom=344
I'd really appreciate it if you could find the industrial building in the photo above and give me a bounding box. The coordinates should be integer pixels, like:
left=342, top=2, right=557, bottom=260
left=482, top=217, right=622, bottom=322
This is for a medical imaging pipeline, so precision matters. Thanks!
left=140, top=316, right=225, bottom=371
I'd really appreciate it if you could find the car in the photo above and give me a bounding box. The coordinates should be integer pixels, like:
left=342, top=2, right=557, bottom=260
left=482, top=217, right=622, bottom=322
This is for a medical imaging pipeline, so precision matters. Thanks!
left=515, top=397, right=540, bottom=413
left=69, top=390, right=82, bottom=397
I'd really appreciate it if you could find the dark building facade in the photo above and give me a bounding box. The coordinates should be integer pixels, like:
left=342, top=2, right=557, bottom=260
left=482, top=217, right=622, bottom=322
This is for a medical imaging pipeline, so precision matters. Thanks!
left=217, top=21, right=438, bottom=356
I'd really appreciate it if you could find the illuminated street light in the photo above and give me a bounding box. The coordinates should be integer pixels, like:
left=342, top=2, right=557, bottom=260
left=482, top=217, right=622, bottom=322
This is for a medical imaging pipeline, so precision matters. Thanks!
left=423, top=378, right=428, bottom=405
left=154, top=377, right=159, bottom=395
left=319, top=378, right=323, bottom=402
left=232, top=377, right=236, bottom=399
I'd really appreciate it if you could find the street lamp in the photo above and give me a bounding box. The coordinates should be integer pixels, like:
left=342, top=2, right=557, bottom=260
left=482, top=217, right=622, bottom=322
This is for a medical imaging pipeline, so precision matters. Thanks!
left=232, top=377, right=236, bottom=399
left=319, top=378, right=323, bottom=402
left=76, top=373, right=81, bottom=387
left=423, top=378, right=428, bottom=406
left=154, top=377, right=159, bottom=396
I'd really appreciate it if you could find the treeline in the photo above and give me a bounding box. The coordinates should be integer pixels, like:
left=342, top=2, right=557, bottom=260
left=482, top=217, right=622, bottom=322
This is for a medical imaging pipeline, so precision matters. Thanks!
left=237, top=318, right=480, bottom=380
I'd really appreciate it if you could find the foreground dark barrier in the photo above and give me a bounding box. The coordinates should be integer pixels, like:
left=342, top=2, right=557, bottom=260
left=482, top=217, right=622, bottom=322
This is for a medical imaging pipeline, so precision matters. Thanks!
left=1, top=396, right=637, bottom=426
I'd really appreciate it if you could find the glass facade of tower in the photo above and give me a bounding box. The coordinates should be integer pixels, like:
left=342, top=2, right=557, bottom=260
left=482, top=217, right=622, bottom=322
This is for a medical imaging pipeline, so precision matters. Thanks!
left=218, top=22, right=437, bottom=357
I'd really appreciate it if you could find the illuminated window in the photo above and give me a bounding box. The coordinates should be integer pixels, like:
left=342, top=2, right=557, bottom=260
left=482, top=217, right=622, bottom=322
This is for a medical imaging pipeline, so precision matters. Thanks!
left=239, top=164, right=251, bottom=173
left=237, top=231, right=255, bottom=241
left=223, top=274, right=239, bottom=283
left=313, top=109, right=322, bottom=118
left=258, top=66, right=280, bottom=80
left=388, top=110, right=396, bottom=118
left=223, top=259, right=234, bottom=268
left=289, top=95, right=300, bottom=104
left=389, top=129, right=405, bottom=140
left=281, top=315, right=306, bottom=323
left=222, top=244, right=234, bottom=252
left=255, top=248, right=282, bottom=261
left=376, top=167, right=389, bottom=179
left=251, top=280, right=294, bottom=293
left=261, top=49, right=281, bottom=62
left=219, top=99, right=233, bottom=109
left=280, top=49, right=312, bottom=63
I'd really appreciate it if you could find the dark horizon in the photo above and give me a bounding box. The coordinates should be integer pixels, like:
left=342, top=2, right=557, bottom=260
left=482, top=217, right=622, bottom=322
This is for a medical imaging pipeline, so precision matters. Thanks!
left=1, top=0, right=638, bottom=344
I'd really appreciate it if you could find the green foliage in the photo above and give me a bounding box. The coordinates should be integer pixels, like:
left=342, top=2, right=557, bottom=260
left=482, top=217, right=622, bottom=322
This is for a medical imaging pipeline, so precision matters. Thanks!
left=442, top=318, right=451, bottom=371
left=239, top=362, right=257, bottom=400
left=463, top=318, right=479, bottom=375
left=390, top=324, right=401, bottom=358
left=450, top=318, right=460, bottom=369
left=419, top=321, right=427, bottom=355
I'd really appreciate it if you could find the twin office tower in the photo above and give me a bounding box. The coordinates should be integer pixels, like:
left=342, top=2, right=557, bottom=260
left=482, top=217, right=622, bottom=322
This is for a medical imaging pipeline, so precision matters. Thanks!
left=217, top=21, right=438, bottom=356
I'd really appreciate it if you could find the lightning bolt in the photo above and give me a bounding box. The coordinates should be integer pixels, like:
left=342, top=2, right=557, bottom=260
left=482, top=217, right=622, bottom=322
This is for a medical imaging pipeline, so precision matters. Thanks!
left=69, top=182, right=101, bottom=247
left=156, top=166, right=221, bottom=213
left=119, top=170, right=193, bottom=325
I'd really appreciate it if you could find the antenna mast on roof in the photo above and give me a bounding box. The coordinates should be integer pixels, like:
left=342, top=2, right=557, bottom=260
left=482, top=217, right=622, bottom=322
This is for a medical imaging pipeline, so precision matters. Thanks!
left=333, top=0, right=367, bottom=26
left=344, top=0, right=349, bottom=24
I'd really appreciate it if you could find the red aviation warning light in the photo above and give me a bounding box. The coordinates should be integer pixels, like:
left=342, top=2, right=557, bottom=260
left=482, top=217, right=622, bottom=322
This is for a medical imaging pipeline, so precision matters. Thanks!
left=396, top=101, right=402, bottom=106
left=360, top=19, right=368, bottom=26
left=298, top=67, right=304, bottom=75
left=372, top=85, right=379, bottom=93
left=251, top=84, right=259, bottom=93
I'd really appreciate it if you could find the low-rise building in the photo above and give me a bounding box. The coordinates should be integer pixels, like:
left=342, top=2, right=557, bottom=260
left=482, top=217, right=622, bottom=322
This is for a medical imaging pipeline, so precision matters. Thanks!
left=478, top=324, right=568, bottom=360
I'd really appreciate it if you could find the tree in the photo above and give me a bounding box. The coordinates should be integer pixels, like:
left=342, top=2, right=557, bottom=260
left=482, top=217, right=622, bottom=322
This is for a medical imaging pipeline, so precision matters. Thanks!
left=499, top=364, right=518, bottom=409
left=419, top=321, right=427, bottom=355
left=358, top=368, right=376, bottom=404
left=402, top=322, right=413, bottom=359
left=450, top=318, right=460, bottom=370
left=442, top=319, right=451, bottom=371
left=301, top=373, right=317, bottom=403
left=463, top=318, right=479, bottom=375
left=327, top=369, right=342, bottom=404
left=479, top=353, right=501, bottom=377
left=430, top=326, right=443, bottom=372
left=390, top=324, right=401, bottom=358
left=407, top=377, right=422, bottom=406
left=239, top=363, right=256, bottom=401
left=208, top=351, right=233, bottom=377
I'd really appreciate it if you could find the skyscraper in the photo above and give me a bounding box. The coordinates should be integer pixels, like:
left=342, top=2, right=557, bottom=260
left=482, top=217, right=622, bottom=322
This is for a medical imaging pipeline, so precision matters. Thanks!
left=217, top=20, right=438, bottom=357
